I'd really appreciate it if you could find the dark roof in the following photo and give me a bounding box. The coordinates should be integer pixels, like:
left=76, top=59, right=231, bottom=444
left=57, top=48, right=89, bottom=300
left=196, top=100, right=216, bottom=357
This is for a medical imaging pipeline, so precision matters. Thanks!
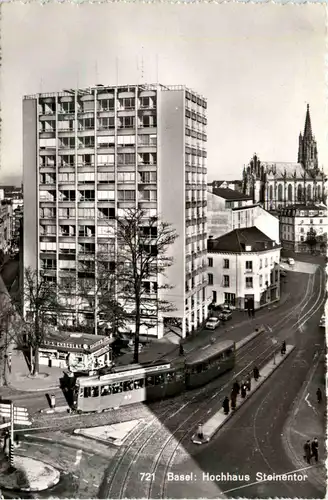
left=208, top=226, right=280, bottom=254
left=212, top=187, right=252, bottom=201
left=281, top=204, right=325, bottom=211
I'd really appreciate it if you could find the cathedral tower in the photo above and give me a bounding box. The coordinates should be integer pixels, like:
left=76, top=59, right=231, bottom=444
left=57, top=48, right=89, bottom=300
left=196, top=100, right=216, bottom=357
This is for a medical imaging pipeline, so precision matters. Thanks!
left=298, top=104, right=319, bottom=174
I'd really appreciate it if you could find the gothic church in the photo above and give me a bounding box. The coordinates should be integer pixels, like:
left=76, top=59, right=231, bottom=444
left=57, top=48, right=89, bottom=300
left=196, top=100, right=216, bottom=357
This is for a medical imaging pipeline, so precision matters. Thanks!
left=242, top=105, right=327, bottom=211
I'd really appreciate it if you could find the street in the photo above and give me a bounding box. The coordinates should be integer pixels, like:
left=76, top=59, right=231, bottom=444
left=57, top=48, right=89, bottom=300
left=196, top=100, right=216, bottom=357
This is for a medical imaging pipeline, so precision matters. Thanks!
left=0, top=257, right=324, bottom=499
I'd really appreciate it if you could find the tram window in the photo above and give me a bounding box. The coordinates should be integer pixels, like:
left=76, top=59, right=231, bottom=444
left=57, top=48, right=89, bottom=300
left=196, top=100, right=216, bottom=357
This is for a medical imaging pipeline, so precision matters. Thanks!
left=112, top=382, right=123, bottom=394
left=134, top=379, right=144, bottom=389
left=146, top=376, right=154, bottom=387
left=91, top=386, right=99, bottom=397
left=79, top=388, right=84, bottom=397
left=155, top=374, right=164, bottom=385
left=123, top=380, right=134, bottom=392
left=176, top=370, right=184, bottom=381
left=226, top=349, right=232, bottom=357
left=84, top=387, right=91, bottom=398
left=101, top=385, right=112, bottom=396
left=196, top=364, right=203, bottom=374
left=165, top=372, right=175, bottom=383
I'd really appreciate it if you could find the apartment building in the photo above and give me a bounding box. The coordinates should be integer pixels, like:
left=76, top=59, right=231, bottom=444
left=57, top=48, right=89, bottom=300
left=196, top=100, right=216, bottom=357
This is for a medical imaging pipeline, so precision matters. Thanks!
left=207, top=188, right=280, bottom=243
left=23, top=84, right=208, bottom=339
left=207, top=227, right=281, bottom=310
left=279, top=203, right=327, bottom=253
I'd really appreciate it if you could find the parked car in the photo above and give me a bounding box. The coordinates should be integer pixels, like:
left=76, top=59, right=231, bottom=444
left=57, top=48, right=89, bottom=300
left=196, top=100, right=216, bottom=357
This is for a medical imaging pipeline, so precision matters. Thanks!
left=205, top=317, right=221, bottom=330
left=287, top=258, right=295, bottom=265
left=219, top=309, right=233, bottom=321
left=319, top=314, right=325, bottom=328
left=224, top=303, right=236, bottom=311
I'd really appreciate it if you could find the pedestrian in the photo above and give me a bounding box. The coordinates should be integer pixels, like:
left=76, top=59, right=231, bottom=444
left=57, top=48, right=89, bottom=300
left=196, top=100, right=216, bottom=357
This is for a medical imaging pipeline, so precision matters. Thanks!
left=50, top=394, right=56, bottom=409
left=240, top=383, right=247, bottom=399
left=197, top=424, right=204, bottom=440
left=246, top=375, right=251, bottom=392
left=222, top=396, right=230, bottom=415
left=230, top=390, right=237, bottom=410
left=179, top=343, right=184, bottom=356
left=251, top=308, right=255, bottom=318
left=248, top=308, right=252, bottom=318
left=233, top=380, right=240, bottom=395
left=281, top=341, right=286, bottom=355
left=316, top=388, right=322, bottom=404
left=311, top=438, right=319, bottom=463
left=303, top=440, right=312, bottom=464
left=253, top=366, right=260, bottom=381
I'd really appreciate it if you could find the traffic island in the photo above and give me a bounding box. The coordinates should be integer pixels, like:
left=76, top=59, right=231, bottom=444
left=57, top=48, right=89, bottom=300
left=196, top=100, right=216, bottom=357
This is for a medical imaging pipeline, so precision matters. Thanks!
left=192, top=345, right=295, bottom=444
left=73, top=418, right=143, bottom=446
left=0, top=455, right=60, bottom=491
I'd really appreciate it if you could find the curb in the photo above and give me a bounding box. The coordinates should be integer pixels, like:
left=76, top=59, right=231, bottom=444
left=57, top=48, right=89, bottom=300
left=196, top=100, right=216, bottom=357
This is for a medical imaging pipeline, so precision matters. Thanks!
left=7, top=383, right=60, bottom=393
left=192, top=345, right=296, bottom=444
left=73, top=419, right=144, bottom=447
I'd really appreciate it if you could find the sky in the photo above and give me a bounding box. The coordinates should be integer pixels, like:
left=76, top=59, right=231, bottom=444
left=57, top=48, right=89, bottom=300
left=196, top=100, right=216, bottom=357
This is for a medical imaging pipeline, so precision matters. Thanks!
left=1, top=2, right=327, bottom=185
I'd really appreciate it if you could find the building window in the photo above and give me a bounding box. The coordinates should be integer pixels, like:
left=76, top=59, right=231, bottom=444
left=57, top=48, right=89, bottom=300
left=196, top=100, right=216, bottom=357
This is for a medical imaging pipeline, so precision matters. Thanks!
left=259, top=275, right=263, bottom=287
left=287, top=184, right=293, bottom=201
left=300, top=236, right=304, bottom=242
left=98, top=172, right=115, bottom=183
left=277, top=184, right=283, bottom=202
left=208, top=273, right=213, bottom=285
left=310, top=219, right=313, bottom=224
left=208, top=257, right=213, bottom=267
left=265, top=258, right=268, bottom=267
left=300, top=227, right=304, bottom=233
left=245, top=261, right=253, bottom=270
left=118, top=190, right=136, bottom=201
left=223, top=275, right=229, bottom=287
left=224, top=293, right=236, bottom=306
left=223, top=259, right=229, bottom=269
left=212, top=290, right=217, bottom=303
left=245, top=277, right=253, bottom=288
left=139, top=171, right=157, bottom=183
left=259, top=259, right=262, bottom=269
left=117, top=172, right=135, bottom=183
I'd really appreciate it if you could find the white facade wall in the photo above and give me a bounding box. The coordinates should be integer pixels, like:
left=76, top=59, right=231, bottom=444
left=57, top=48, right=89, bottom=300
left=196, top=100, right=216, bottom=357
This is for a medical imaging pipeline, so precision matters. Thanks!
left=207, top=247, right=281, bottom=309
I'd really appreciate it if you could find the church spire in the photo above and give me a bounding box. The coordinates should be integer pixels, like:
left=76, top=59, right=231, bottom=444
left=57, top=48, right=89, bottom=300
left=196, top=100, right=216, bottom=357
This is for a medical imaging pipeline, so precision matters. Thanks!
left=303, top=103, right=312, bottom=138
left=298, top=103, right=318, bottom=174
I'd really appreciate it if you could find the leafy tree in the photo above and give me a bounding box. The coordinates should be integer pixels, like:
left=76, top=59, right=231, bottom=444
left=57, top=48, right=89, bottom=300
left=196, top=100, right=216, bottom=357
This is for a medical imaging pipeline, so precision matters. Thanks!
left=113, top=208, right=178, bottom=363
left=305, top=227, right=317, bottom=254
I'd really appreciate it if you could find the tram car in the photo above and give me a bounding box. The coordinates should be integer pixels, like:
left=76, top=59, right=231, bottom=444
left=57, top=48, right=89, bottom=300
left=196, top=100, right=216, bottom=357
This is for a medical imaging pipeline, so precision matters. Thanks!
left=69, top=340, right=236, bottom=413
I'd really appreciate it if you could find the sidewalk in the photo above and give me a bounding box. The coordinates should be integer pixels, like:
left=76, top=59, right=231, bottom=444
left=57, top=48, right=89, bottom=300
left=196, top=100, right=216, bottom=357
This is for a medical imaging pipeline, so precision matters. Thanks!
left=192, top=345, right=295, bottom=444
left=284, top=351, right=326, bottom=485
left=5, top=348, right=63, bottom=392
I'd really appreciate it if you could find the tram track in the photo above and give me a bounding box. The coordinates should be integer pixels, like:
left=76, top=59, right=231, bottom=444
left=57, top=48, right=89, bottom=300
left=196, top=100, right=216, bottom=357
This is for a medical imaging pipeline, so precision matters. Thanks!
left=13, top=268, right=324, bottom=499
left=103, top=267, right=324, bottom=499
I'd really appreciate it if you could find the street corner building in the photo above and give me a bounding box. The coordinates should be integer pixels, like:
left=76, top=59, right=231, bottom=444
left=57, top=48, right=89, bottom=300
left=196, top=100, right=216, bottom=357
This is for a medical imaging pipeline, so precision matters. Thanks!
left=22, top=84, right=208, bottom=339
left=242, top=104, right=327, bottom=211
left=207, top=226, right=281, bottom=311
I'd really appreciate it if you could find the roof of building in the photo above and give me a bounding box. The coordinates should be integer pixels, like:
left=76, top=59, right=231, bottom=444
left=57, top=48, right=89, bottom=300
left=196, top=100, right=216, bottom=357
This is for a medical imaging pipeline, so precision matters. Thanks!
left=41, top=330, right=114, bottom=353
left=281, top=204, right=327, bottom=212
left=261, top=162, right=326, bottom=180
left=208, top=226, right=280, bottom=254
left=212, top=187, right=252, bottom=201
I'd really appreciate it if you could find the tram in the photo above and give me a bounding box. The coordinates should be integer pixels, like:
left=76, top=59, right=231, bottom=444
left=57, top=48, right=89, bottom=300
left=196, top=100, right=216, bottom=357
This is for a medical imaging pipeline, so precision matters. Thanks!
left=69, top=340, right=236, bottom=413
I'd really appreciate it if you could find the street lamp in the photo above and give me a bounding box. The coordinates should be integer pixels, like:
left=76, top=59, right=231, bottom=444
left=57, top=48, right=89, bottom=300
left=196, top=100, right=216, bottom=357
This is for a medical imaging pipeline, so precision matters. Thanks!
left=265, top=324, right=278, bottom=365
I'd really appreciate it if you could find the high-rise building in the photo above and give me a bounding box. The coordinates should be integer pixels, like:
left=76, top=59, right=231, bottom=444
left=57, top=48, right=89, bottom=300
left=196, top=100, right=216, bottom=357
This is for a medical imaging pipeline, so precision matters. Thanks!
left=23, top=84, right=208, bottom=339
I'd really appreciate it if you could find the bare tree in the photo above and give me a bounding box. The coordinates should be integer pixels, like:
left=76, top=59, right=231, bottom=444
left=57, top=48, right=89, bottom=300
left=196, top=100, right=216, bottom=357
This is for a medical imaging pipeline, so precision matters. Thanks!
left=113, top=208, right=178, bottom=363
left=19, top=267, right=64, bottom=375
left=64, top=256, right=128, bottom=335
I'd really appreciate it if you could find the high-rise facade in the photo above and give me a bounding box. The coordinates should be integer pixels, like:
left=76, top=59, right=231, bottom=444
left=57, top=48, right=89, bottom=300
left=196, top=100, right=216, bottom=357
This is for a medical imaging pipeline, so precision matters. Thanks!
left=23, top=84, right=208, bottom=339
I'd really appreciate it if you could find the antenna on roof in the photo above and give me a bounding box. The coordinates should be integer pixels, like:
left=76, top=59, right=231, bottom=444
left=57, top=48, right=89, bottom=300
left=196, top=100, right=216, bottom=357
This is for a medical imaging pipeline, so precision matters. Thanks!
left=95, top=60, right=99, bottom=86
left=141, top=46, right=144, bottom=83
left=116, top=57, right=119, bottom=86
left=156, top=54, right=159, bottom=86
